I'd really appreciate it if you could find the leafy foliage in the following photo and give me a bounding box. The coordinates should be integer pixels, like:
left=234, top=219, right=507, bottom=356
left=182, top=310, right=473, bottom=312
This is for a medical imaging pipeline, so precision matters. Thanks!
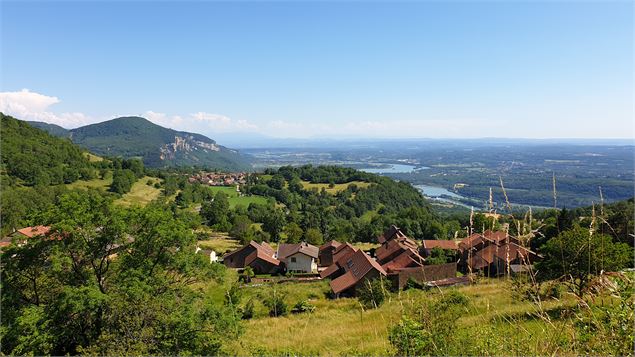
left=536, top=225, right=633, bottom=296
left=1, top=113, right=93, bottom=186
left=1, top=192, right=240, bottom=355
left=357, top=278, right=389, bottom=309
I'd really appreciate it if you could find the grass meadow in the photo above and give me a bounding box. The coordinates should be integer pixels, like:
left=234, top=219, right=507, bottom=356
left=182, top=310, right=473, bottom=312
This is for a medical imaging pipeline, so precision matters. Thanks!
left=208, top=186, right=269, bottom=208
left=196, top=273, right=583, bottom=356
left=116, top=176, right=163, bottom=206
left=300, top=180, right=372, bottom=195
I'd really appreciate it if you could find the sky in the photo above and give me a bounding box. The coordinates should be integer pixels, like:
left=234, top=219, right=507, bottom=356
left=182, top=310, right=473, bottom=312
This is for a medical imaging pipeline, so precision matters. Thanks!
left=1, top=0, right=633, bottom=140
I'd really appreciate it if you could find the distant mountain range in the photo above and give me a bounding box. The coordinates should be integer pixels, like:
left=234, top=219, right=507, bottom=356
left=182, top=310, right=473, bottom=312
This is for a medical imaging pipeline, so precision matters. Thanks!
left=26, top=116, right=251, bottom=170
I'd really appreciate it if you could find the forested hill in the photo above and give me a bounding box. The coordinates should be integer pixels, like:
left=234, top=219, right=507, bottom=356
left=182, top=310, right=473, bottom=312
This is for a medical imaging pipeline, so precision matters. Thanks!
left=1, top=113, right=94, bottom=186
left=26, top=121, right=70, bottom=137
left=28, top=116, right=251, bottom=170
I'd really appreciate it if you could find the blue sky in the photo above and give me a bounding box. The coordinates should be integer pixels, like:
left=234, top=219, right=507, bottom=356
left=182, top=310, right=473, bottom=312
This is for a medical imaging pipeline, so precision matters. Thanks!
left=1, top=1, right=633, bottom=139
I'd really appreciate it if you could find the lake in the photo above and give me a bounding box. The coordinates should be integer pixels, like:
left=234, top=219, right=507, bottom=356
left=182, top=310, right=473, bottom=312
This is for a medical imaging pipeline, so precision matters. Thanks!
left=414, top=184, right=464, bottom=198
left=360, top=163, right=424, bottom=174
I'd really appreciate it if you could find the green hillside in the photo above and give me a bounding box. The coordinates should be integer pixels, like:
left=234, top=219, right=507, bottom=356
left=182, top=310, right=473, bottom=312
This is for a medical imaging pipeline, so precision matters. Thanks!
left=68, top=116, right=251, bottom=170
left=1, top=113, right=93, bottom=186
left=26, top=121, right=70, bottom=137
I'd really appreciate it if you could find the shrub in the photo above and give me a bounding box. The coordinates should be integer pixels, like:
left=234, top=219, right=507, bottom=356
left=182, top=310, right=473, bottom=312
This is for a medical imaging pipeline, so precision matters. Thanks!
left=242, top=299, right=255, bottom=320
left=357, top=277, right=389, bottom=309
left=263, top=291, right=288, bottom=317
left=291, top=300, right=316, bottom=314
left=389, top=290, right=469, bottom=356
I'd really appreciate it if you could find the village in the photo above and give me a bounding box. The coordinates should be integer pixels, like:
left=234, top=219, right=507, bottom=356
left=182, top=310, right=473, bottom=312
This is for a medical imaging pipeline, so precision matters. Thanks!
left=2, top=223, right=541, bottom=297
left=188, top=171, right=248, bottom=186
left=202, top=224, right=541, bottom=296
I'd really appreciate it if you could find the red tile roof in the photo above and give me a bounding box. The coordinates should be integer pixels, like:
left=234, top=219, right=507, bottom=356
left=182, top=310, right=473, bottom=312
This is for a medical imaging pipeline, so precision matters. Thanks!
left=320, top=240, right=342, bottom=250
left=330, top=250, right=387, bottom=294
left=245, top=246, right=280, bottom=267
left=319, top=262, right=342, bottom=279
left=377, top=225, right=408, bottom=244
left=375, top=237, right=418, bottom=264
left=483, top=230, right=508, bottom=243
left=382, top=248, right=424, bottom=273
left=332, top=243, right=358, bottom=263
left=16, top=226, right=51, bottom=238
left=277, top=242, right=319, bottom=260
left=422, top=240, right=459, bottom=251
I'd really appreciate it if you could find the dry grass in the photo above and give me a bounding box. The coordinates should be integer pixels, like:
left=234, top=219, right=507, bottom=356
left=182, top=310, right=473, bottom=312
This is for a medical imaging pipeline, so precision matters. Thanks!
left=65, top=176, right=112, bottom=190
left=116, top=176, right=162, bottom=207
left=351, top=242, right=381, bottom=251
left=197, top=230, right=242, bottom=253
left=218, top=277, right=577, bottom=356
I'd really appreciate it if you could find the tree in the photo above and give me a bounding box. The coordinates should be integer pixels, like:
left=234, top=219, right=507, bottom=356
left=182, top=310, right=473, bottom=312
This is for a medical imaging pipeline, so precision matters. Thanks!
left=304, top=228, right=324, bottom=245
left=536, top=225, right=632, bottom=297
left=230, top=215, right=253, bottom=244
left=201, top=192, right=230, bottom=230
left=283, top=222, right=303, bottom=244
left=1, top=193, right=241, bottom=355
left=262, top=208, right=286, bottom=242
left=267, top=174, right=285, bottom=190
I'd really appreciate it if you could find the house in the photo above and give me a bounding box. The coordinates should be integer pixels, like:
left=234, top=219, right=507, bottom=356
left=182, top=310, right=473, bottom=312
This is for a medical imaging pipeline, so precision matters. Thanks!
left=195, top=246, right=218, bottom=263
left=465, top=242, right=540, bottom=277
left=318, top=240, right=342, bottom=267
left=390, top=263, right=458, bottom=290
left=222, top=241, right=280, bottom=274
left=2, top=226, right=55, bottom=249
left=375, top=227, right=425, bottom=273
left=329, top=249, right=387, bottom=296
left=320, top=243, right=359, bottom=279
left=276, top=242, right=319, bottom=273
left=14, top=225, right=51, bottom=239
left=420, top=240, right=460, bottom=258
left=377, top=225, right=408, bottom=244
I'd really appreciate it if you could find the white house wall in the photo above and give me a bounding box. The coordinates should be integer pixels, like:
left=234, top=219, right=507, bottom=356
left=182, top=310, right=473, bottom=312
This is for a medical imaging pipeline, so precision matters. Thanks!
left=285, top=253, right=317, bottom=273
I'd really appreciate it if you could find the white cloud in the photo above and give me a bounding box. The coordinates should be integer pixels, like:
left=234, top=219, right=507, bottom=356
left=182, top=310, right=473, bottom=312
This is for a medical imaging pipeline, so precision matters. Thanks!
left=143, top=110, right=259, bottom=134
left=0, top=89, right=509, bottom=139
left=0, top=89, right=94, bottom=128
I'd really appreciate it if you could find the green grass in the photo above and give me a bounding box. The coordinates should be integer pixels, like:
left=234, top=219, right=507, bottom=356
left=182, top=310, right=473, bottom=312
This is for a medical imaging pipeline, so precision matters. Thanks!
left=116, top=176, right=162, bottom=207
left=65, top=173, right=113, bottom=191
left=300, top=180, right=372, bottom=195
left=84, top=152, right=104, bottom=162
left=197, top=232, right=242, bottom=254
left=219, top=278, right=579, bottom=356
left=207, top=186, right=268, bottom=208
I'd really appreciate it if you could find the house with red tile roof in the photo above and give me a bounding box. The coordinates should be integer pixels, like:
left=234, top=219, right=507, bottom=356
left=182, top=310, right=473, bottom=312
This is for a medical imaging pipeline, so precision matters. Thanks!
left=329, top=249, right=387, bottom=296
left=15, top=225, right=51, bottom=239
left=320, top=243, right=359, bottom=279
left=318, top=240, right=341, bottom=267
left=375, top=227, right=426, bottom=273
left=377, top=225, right=408, bottom=244
left=222, top=241, right=280, bottom=274
left=276, top=242, right=319, bottom=273
left=465, top=241, right=540, bottom=276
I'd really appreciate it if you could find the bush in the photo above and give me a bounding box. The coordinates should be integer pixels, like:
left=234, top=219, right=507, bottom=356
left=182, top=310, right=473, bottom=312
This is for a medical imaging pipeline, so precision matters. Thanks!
left=291, top=300, right=316, bottom=314
left=263, top=291, right=288, bottom=317
left=357, top=278, right=389, bottom=309
left=389, top=290, right=469, bottom=356
left=242, top=299, right=255, bottom=320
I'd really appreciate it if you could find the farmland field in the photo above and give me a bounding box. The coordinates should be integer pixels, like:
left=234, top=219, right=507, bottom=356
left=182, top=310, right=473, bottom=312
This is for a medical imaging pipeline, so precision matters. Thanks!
left=208, top=186, right=269, bottom=208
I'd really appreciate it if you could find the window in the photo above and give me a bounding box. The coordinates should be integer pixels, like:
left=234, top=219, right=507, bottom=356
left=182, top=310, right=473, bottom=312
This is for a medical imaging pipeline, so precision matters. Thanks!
left=291, top=257, right=296, bottom=263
